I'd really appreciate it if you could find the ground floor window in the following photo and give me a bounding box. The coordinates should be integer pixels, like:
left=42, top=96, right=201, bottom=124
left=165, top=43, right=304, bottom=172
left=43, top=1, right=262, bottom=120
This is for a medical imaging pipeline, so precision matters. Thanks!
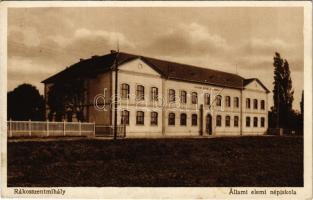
left=136, top=111, right=144, bottom=125
left=168, top=113, right=175, bottom=125
left=261, top=117, right=265, bottom=127
left=246, top=117, right=250, bottom=127
left=225, top=115, right=231, bottom=127
left=121, top=110, right=129, bottom=125
left=234, top=116, right=239, bottom=127
left=192, top=114, right=197, bottom=126
left=253, top=117, right=258, bottom=127
left=180, top=113, right=187, bottom=126
left=216, top=115, right=222, bottom=127
left=151, top=112, right=158, bottom=125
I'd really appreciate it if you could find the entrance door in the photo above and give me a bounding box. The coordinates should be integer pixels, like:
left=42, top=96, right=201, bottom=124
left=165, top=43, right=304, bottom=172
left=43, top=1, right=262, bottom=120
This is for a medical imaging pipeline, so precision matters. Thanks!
left=206, top=114, right=212, bottom=135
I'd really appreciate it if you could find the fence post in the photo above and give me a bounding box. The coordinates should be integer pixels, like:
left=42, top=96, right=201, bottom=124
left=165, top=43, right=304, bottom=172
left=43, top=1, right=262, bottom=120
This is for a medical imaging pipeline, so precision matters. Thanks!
left=63, top=120, right=66, bottom=136
left=47, top=120, right=49, bottom=137
left=93, top=122, right=96, bottom=137
left=29, top=120, right=32, bottom=137
left=79, top=122, right=82, bottom=136
left=9, top=119, right=12, bottom=137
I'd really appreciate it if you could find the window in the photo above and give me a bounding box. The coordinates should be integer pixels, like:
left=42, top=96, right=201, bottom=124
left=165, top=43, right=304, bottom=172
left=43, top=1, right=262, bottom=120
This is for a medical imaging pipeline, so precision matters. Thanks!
left=168, top=113, right=175, bottom=125
left=136, top=111, right=144, bottom=125
left=261, top=117, right=265, bottom=127
left=205, top=93, right=210, bottom=105
left=253, top=117, right=258, bottom=127
left=225, top=96, right=231, bottom=107
left=191, top=92, right=198, bottom=104
left=234, top=97, right=239, bottom=108
left=261, top=100, right=265, bottom=110
left=216, top=115, right=222, bottom=127
left=253, top=99, right=258, bottom=109
left=180, top=113, right=187, bottom=126
left=180, top=90, right=187, bottom=104
left=234, top=116, right=239, bottom=127
left=225, top=115, right=231, bottom=127
left=246, top=98, right=251, bottom=109
left=121, top=110, right=129, bottom=125
left=169, top=89, right=175, bottom=102
left=246, top=117, right=250, bottom=127
left=121, top=83, right=130, bottom=99
left=216, top=95, right=222, bottom=106
left=151, top=112, right=158, bottom=125
left=151, top=87, right=158, bottom=101
left=136, top=85, right=145, bottom=100
left=192, top=114, right=197, bottom=126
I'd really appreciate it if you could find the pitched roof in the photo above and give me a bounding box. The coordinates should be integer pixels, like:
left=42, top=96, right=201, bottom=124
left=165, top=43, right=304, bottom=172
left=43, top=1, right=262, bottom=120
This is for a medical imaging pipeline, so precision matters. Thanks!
left=42, top=51, right=269, bottom=92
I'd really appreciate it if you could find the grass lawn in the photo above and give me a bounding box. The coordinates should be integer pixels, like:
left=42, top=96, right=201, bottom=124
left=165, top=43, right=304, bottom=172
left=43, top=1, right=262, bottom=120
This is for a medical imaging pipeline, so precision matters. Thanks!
left=7, top=136, right=303, bottom=187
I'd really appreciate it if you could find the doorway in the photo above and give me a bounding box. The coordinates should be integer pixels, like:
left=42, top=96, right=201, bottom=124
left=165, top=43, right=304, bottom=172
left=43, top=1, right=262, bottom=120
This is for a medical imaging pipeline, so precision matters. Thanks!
left=206, top=114, right=212, bottom=135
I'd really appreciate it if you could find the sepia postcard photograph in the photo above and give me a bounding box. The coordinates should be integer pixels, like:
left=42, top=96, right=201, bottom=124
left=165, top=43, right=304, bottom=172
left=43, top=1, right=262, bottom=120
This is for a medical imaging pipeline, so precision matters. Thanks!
left=0, top=1, right=312, bottom=199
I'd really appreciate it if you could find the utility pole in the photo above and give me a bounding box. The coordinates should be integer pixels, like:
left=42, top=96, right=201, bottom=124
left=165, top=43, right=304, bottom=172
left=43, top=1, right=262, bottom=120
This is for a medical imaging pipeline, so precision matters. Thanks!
left=113, top=51, right=119, bottom=140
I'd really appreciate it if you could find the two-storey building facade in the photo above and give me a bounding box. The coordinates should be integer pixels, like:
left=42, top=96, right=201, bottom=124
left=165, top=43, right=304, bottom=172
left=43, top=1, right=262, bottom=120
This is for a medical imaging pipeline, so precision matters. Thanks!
left=43, top=51, right=269, bottom=137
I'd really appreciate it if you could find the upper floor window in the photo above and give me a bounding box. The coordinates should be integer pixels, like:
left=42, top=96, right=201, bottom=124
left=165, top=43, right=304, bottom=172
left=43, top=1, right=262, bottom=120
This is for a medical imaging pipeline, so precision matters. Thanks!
left=192, top=114, right=197, bottom=126
left=151, top=87, right=158, bottom=101
left=136, top=85, right=145, bottom=100
left=121, top=110, right=129, bottom=125
left=253, top=99, right=258, bottom=109
left=136, top=111, right=144, bottom=125
left=246, top=98, right=251, bottom=109
left=169, top=89, right=175, bottom=102
left=121, top=83, right=130, bottom=99
left=168, top=113, right=175, bottom=125
left=261, top=100, right=265, bottom=110
left=234, top=116, right=239, bottom=127
left=216, top=115, right=222, bottom=127
left=180, top=113, right=187, bottom=126
left=205, top=93, right=210, bottom=105
left=151, top=112, right=158, bottom=126
left=191, top=92, right=198, bottom=104
left=261, top=117, right=265, bottom=127
left=253, top=117, right=258, bottom=127
left=234, top=97, right=239, bottom=108
left=216, top=95, right=222, bottom=106
left=225, top=115, right=231, bottom=127
left=246, top=117, right=251, bottom=127
left=180, top=90, right=187, bottom=104
left=225, top=96, right=231, bottom=107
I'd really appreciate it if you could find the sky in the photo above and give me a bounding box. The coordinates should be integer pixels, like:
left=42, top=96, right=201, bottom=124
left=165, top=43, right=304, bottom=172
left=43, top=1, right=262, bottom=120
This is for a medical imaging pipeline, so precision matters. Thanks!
left=7, top=7, right=303, bottom=110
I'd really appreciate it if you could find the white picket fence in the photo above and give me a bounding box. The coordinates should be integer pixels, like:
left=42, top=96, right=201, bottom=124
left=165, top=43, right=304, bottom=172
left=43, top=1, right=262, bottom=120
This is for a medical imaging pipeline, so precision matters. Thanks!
left=7, top=120, right=95, bottom=138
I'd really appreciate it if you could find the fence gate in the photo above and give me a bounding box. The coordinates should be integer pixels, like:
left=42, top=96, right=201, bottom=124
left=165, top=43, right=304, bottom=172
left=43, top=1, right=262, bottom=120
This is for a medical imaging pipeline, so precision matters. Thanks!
left=95, top=125, right=126, bottom=138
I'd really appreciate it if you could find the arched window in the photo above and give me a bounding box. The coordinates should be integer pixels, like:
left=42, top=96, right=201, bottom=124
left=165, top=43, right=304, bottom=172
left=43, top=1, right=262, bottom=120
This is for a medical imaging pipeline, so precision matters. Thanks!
left=205, top=93, right=210, bottom=105
left=136, top=111, right=144, bottom=125
left=253, top=117, right=258, bottom=127
left=253, top=99, right=258, bottom=109
left=246, top=98, right=251, bottom=109
left=169, top=89, right=175, bottom=102
left=121, top=83, right=130, bottom=99
left=192, top=114, right=197, bottom=126
left=180, top=90, right=187, bottom=104
left=151, top=112, right=158, bottom=125
left=234, top=97, right=239, bottom=108
left=216, top=95, right=222, bottom=106
left=151, top=87, right=158, bottom=101
left=191, top=92, right=198, bottom=104
left=121, top=110, right=129, bottom=125
left=261, top=117, right=265, bottom=127
left=225, top=115, right=231, bottom=127
left=216, top=115, right=222, bottom=127
left=261, top=100, right=265, bottom=110
left=136, top=85, right=145, bottom=100
left=180, top=113, right=187, bottom=126
left=225, top=96, right=231, bottom=107
left=168, top=113, right=175, bottom=125
left=246, top=117, right=251, bottom=127
left=234, top=116, right=239, bottom=127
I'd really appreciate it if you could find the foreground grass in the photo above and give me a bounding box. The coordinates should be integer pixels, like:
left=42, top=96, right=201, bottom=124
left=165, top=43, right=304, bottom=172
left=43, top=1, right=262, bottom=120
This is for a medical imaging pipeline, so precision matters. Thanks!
left=8, top=136, right=303, bottom=187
